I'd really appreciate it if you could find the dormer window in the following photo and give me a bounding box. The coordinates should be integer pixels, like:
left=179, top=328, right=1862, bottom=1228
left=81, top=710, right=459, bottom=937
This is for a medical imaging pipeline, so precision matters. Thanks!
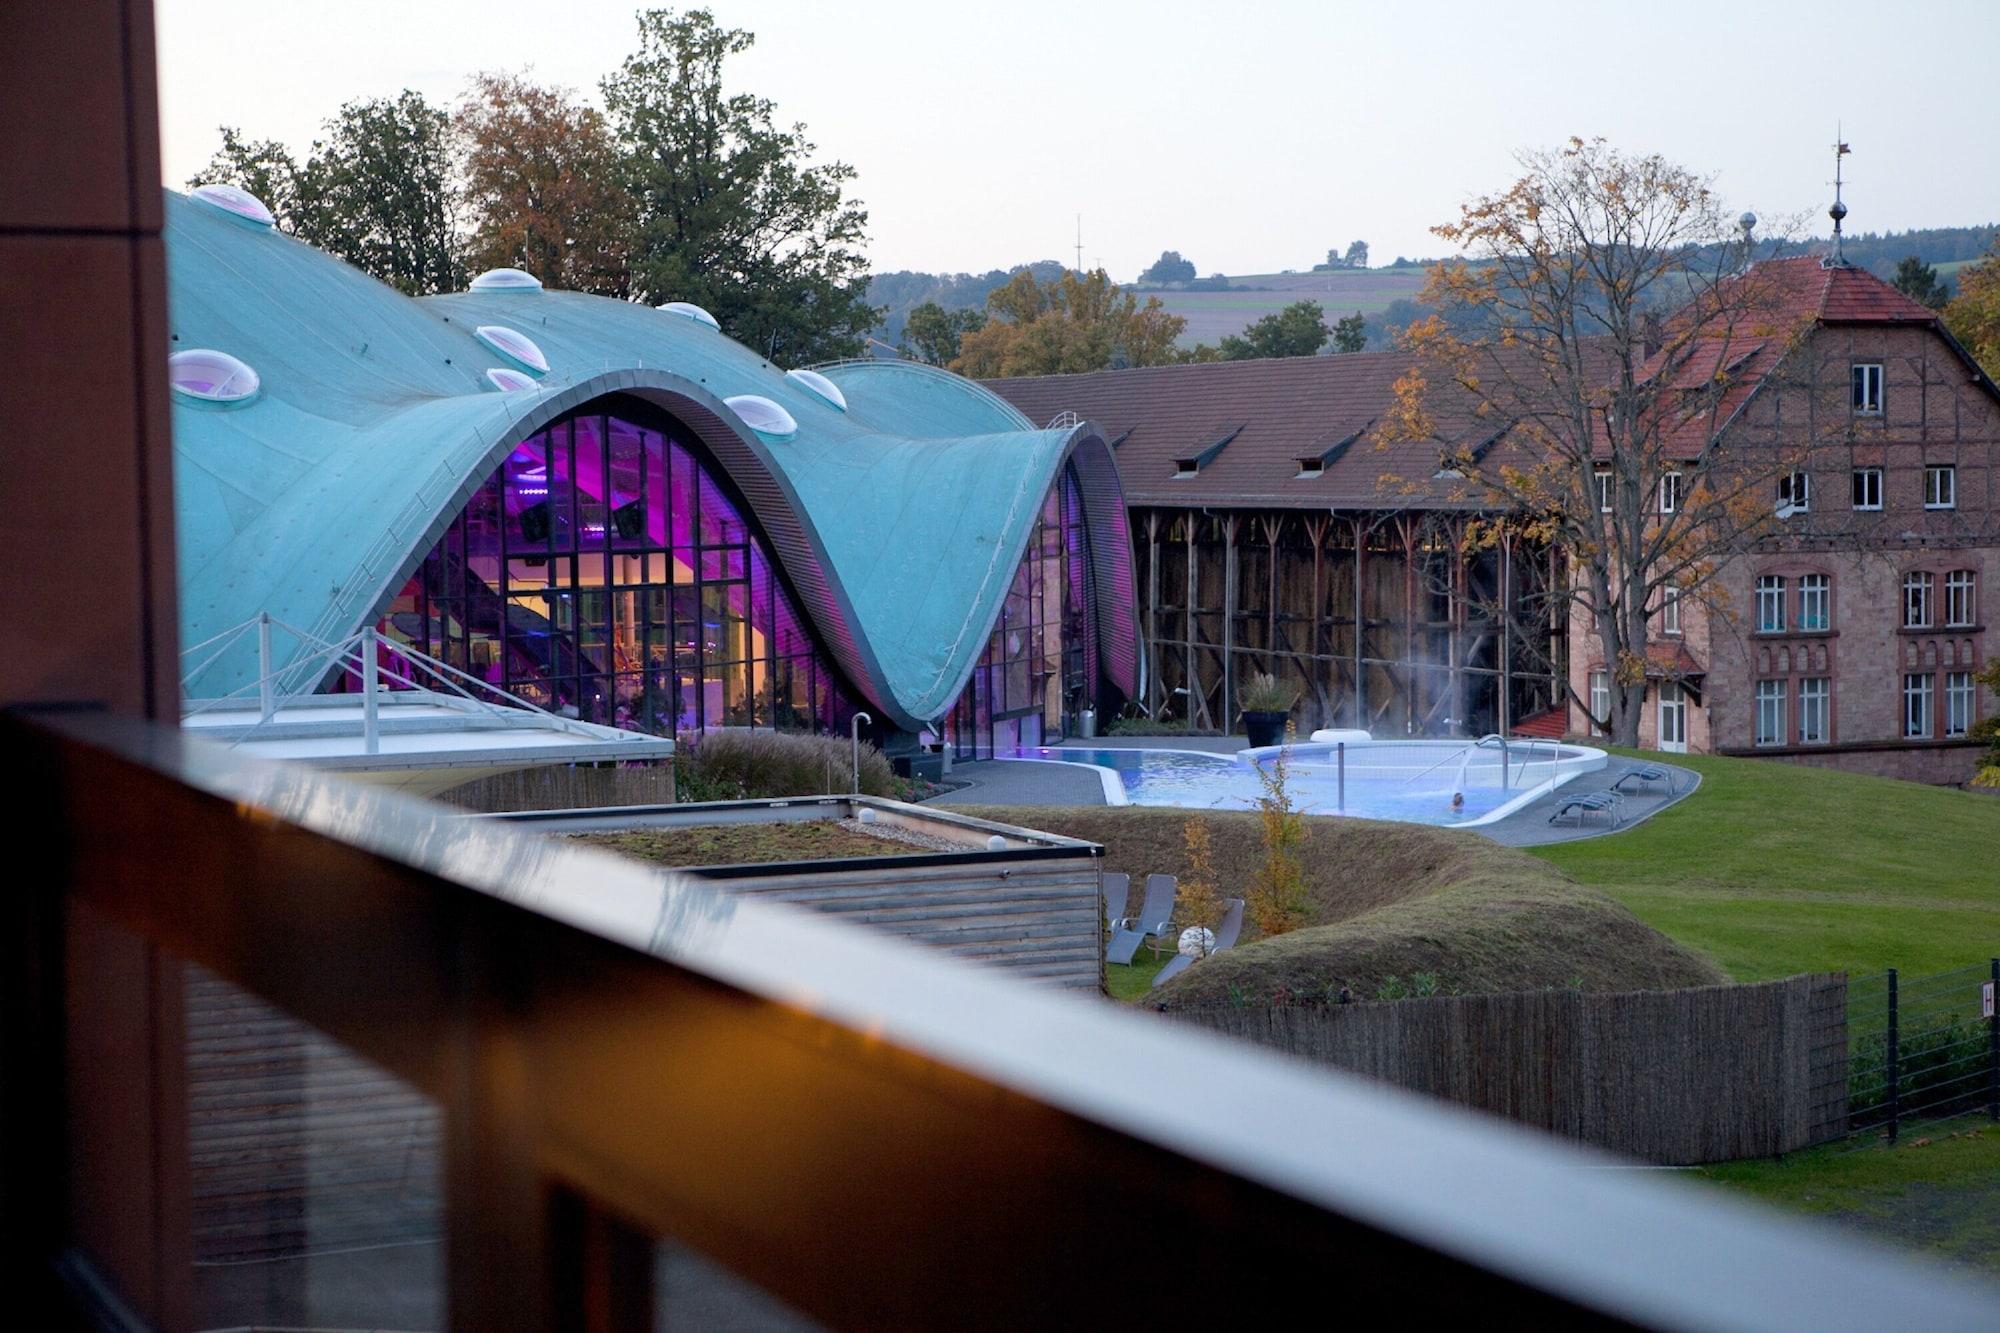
left=1851, top=363, right=1883, bottom=416
left=1295, top=458, right=1324, bottom=479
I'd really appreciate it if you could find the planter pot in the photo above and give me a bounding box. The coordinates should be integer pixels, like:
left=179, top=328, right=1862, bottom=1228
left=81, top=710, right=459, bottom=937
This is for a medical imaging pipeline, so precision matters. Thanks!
left=1241, top=710, right=1289, bottom=748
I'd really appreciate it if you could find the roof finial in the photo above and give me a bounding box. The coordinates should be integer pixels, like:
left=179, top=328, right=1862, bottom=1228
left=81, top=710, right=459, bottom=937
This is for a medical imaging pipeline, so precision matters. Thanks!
left=1824, top=128, right=1852, bottom=269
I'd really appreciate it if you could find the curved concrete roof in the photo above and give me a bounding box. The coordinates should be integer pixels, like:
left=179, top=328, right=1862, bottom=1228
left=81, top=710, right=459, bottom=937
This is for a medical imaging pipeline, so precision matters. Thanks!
left=166, top=190, right=1135, bottom=730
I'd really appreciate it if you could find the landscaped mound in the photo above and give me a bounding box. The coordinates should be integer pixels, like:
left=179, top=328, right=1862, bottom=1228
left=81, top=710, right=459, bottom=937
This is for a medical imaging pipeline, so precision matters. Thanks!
left=676, top=728, right=900, bottom=801
left=957, top=805, right=1727, bottom=1004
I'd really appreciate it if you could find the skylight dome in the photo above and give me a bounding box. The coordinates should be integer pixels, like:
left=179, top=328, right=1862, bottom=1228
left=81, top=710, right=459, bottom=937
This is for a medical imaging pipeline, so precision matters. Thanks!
left=474, top=325, right=549, bottom=374
left=169, top=349, right=260, bottom=404
left=786, top=368, right=847, bottom=412
left=485, top=368, right=537, bottom=393
left=468, top=267, right=542, bottom=292
left=190, top=183, right=275, bottom=227
left=725, top=394, right=798, bottom=438
left=659, top=301, right=720, bottom=330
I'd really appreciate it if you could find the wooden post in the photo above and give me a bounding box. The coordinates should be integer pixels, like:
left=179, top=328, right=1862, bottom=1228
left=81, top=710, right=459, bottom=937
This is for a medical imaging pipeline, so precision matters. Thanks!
left=1221, top=514, right=1239, bottom=736
left=1352, top=516, right=1367, bottom=731
left=1402, top=516, right=1419, bottom=736
left=1500, top=531, right=1514, bottom=739
left=1307, top=516, right=1329, bottom=729
left=1184, top=515, right=1199, bottom=729
left=1145, top=511, right=1161, bottom=717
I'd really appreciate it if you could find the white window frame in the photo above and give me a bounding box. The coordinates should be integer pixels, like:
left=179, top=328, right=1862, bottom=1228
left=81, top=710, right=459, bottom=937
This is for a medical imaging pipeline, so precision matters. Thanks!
left=1945, top=671, right=1974, bottom=738
left=1594, top=465, right=1613, bottom=514
left=1945, top=570, right=1976, bottom=628
left=1903, top=672, right=1934, bottom=739
left=1798, top=677, right=1830, bottom=745
left=1587, top=669, right=1610, bottom=736
left=1851, top=363, right=1884, bottom=415
left=1851, top=467, right=1882, bottom=511
left=1754, top=679, right=1786, bottom=747
left=1903, top=571, right=1934, bottom=629
left=1755, top=575, right=1786, bottom=633
left=1659, top=471, right=1683, bottom=514
left=1797, top=573, right=1829, bottom=632
left=1657, top=682, right=1688, bottom=753
left=1777, top=471, right=1809, bottom=516
left=1661, top=585, right=1681, bottom=637
left=1924, top=464, right=1956, bottom=510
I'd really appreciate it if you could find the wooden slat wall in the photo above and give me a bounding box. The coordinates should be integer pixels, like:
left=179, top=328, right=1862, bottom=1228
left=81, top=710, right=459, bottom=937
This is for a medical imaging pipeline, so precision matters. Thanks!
left=1174, top=974, right=1849, bottom=1165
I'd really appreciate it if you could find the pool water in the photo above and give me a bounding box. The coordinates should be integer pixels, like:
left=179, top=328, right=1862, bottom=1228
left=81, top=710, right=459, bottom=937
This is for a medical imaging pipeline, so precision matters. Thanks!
left=1009, top=743, right=1600, bottom=828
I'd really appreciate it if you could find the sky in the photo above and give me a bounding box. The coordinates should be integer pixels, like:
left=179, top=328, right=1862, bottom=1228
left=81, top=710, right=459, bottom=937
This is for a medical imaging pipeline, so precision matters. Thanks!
left=157, top=0, right=2000, bottom=280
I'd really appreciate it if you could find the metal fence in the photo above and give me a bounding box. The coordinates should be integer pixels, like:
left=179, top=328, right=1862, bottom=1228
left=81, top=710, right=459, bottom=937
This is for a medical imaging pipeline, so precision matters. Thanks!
left=1845, top=960, right=2000, bottom=1142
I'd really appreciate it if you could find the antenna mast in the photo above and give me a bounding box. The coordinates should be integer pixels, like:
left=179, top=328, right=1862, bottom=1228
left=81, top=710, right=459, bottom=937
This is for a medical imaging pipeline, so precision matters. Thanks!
left=1074, top=215, right=1084, bottom=273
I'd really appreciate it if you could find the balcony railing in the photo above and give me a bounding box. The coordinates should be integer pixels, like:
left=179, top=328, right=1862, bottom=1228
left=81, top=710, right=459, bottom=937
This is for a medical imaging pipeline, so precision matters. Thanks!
left=13, top=709, right=1999, bottom=1331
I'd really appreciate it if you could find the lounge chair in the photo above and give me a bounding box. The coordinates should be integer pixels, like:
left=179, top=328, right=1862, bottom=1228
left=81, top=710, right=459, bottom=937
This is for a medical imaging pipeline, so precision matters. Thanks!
left=1611, top=765, right=1677, bottom=796
left=1106, top=874, right=1176, bottom=965
left=1547, top=791, right=1622, bottom=827
left=1103, top=872, right=1130, bottom=934
left=1151, top=898, right=1246, bottom=988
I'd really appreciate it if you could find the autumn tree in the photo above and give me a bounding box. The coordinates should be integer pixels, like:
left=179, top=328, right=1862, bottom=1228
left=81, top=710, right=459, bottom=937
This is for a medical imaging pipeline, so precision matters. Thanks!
left=457, top=71, right=635, bottom=296
left=1219, top=299, right=1328, bottom=360
left=1891, top=255, right=1949, bottom=311
left=604, top=8, right=877, bottom=362
left=1331, top=310, right=1368, bottom=353
left=1945, top=237, right=2000, bottom=378
left=950, top=268, right=1186, bottom=377
left=1246, top=737, right=1310, bottom=937
left=1385, top=138, right=1806, bottom=746
left=898, top=301, right=986, bottom=365
left=1176, top=818, right=1225, bottom=955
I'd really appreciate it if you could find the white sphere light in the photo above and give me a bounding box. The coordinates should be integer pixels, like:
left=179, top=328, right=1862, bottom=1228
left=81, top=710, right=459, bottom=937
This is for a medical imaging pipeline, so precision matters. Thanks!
left=856, top=807, right=877, bottom=824
left=474, top=325, right=549, bottom=374
left=986, top=835, right=1008, bottom=852
left=468, top=267, right=542, bottom=292
left=190, top=183, right=274, bottom=227
left=659, top=301, right=720, bottom=330
left=725, top=394, right=798, bottom=438
left=484, top=367, right=537, bottom=393
left=168, top=349, right=260, bottom=404
left=785, top=367, right=847, bottom=412
left=1177, top=926, right=1216, bottom=958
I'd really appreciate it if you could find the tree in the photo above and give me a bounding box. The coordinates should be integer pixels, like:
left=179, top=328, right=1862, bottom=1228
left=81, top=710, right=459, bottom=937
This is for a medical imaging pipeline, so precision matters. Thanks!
left=457, top=71, right=636, bottom=296
left=1384, top=138, right=1807, bottom=746
left=1331, top=310, right=1367, bottom=353
left=950, top=268, right=1186, bottom=377
left=1891, top=255, right=1949, bottom=311
left=1945, top=237, right=2000, bottom=379
left=1246, top=735, right=1310, bottom=937
left=1972, top=659, right=2000, bottom=789
left=1218, top=299, right=1328, bottom=360
left=899, top=301, right=985, bottom=366
left=1344, top=239, right=1370, bottom=269
left=603, top=8, right=877, bottom=363
left=1139, top=250, right=1197, bottom=285
left=1175, top=818, right=1225, bottom=956
left=189, top=93, right=464, bottom=295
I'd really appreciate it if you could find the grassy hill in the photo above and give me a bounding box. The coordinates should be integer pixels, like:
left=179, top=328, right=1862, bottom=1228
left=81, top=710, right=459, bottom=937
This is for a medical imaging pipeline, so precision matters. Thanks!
left=956, top=805, right=1724, bottom=1003
left=1533, top=751, right=2000, bottom=982
left=1129, top=267, right=1427, bottom=346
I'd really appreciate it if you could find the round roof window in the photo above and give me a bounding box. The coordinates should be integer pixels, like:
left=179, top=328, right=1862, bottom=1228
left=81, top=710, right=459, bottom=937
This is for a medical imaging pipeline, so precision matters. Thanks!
left=485, top=368, right=537, bottom=393
left=469, top=267, right=543, bottom=292
left=190, top=183, right=275, bottom=227
left=475, top=325, right=549, bottom=374
left=169, top=349, right=260, bottom=404
left=786, top=367, right=847, bottom=412
left=659, top=301, right=720, bottom=330
left=725, top=394, right=798, bottom=438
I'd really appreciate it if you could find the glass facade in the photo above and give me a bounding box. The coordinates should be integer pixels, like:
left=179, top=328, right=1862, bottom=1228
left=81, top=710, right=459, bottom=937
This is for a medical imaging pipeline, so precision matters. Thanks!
left=364, top=401, right=863, bottom=736
left=946, top=463, right=1096, bottom=760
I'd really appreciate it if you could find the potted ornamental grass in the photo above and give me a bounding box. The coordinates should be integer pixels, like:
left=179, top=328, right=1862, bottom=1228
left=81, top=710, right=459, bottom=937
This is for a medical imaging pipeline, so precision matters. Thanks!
left=1236, top=672, right=1300, bottom=748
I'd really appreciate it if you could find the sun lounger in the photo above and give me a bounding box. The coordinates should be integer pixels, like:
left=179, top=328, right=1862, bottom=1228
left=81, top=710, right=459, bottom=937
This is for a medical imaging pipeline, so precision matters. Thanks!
left=1611, top=765, right=1677, bottom=796
left=1547, top=791, right=1622, bottom=827
left=1106, top=873, right=1176, bottom=965
left=1103, top=872, right=1130, bottom=934
left=1151, top=898, right=1246, bottom=988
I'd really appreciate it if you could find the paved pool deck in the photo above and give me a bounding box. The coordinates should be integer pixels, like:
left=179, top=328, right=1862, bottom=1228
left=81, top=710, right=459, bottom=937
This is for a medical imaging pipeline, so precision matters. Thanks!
left=929, top=736, right=1699, bottom=847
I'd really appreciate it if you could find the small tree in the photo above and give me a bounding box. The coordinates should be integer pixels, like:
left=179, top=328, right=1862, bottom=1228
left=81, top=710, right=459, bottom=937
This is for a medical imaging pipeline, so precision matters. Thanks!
left=1331, top=310, right=1368, bottom=353
left=1139, top=250, right=1198, bottom=285
left=1891, top=255, right=1950, bottom=311
left=1945, top=237, right=2000, bottom=378
left=1972, top=660, right=2000, bottom=789
left=1246, top=732, right=1311, bottom=937
left=1219, top=299, right=1329, bottom=360
left=1176, top=818, right=1225, bottom=957
left=1344, top=239, right=1370, bottom=269
left=899, top=301, right=985, bottom=365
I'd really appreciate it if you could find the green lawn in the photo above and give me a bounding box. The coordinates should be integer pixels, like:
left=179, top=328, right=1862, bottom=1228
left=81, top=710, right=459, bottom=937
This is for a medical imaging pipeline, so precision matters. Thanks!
left=1533, top=750, right=2000, bottom=981
left=1106, top=953, right=1169, bottom=1002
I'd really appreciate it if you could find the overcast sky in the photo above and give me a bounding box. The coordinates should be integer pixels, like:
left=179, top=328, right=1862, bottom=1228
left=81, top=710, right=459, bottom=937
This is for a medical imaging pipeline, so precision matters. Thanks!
left=157, top=0, right=2000, bottom=279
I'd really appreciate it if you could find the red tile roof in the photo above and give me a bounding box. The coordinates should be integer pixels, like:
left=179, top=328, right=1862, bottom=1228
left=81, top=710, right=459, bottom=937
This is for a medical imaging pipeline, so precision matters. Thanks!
left=1510, top=706, right=1569, bottom=741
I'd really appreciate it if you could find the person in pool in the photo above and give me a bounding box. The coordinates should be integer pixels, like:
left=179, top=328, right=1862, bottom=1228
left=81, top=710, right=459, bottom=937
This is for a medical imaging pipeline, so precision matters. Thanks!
left=1450, top=791, right=1466, bottom=813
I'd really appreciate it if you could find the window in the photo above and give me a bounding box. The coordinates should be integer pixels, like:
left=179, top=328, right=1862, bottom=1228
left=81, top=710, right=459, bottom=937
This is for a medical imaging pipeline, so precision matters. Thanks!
left=474, top=325, right=549, bottom=374
left=1945, top=672, right=1974, bottom=738
left=1851, top=363, right=1884, bottom=415
left=1594, top=465, right=1612, bottom=513
left=168, top=349, right=259, bottom=403
left=1777, top=471, right=1809, bottom=515
left=1661, top=585, right=1681, bottom=636
left=1754, top=680, right=1786, bottom=746
left=723, top=395, right=798, bottom=438
left=1904, top=673, right=1934, bottom=738
left=1925, top=464, right=1956, bottom=510
left=1945, top=570, right=1976, bottom=627
left=1797, top=573, right=1829, bottom=631
left=1851, top=467, right=1882, bottom=511
left=786, top=368, right=847, bottom=411
left=1588, top=670, right=1610, bottom=735
left=1659, top=471, right=1683, bottom=514
left=1756, top=575, right=1786, bottom=633
left=1903, top=571, right=1934, bottom=629
left=1798, top=677, right=1829, bottom=745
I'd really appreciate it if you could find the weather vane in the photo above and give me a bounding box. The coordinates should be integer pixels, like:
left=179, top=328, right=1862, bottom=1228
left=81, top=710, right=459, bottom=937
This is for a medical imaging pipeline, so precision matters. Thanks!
left=1825, top=128, right=1852, bottom=269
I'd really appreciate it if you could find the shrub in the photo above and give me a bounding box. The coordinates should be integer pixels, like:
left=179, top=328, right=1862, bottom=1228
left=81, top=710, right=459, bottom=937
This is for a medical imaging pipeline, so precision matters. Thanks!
left=1850, top=1012, right=1992, bottom=1128
left=1246, top=736, right=1311, bottom=937
left=1236, top=672, right=1301, bottom=713
left=1105, top=716, right=1222, bottom=737
left=1176, top=817, right=1225, bottom=953
left=675, top=729, right=898, bottom=801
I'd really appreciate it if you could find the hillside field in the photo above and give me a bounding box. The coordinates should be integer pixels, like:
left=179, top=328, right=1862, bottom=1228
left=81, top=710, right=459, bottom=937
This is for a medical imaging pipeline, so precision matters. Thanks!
left=1131, top=267, right=1426, bottom=345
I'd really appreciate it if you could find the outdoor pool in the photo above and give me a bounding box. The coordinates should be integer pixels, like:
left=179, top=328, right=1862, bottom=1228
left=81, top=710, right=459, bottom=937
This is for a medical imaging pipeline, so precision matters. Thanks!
left=1004, top=737, right=1607, bottom=827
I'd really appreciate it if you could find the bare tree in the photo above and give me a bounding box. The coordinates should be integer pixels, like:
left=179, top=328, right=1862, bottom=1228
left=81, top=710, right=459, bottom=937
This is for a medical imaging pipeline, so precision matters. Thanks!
left=1384, top=138, right=1812, bottom=745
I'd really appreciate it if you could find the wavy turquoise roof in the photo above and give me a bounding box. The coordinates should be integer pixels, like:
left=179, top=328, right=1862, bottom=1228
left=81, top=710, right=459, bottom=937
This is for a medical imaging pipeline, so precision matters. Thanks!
left=166, top=190, right=1135, bottom=730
